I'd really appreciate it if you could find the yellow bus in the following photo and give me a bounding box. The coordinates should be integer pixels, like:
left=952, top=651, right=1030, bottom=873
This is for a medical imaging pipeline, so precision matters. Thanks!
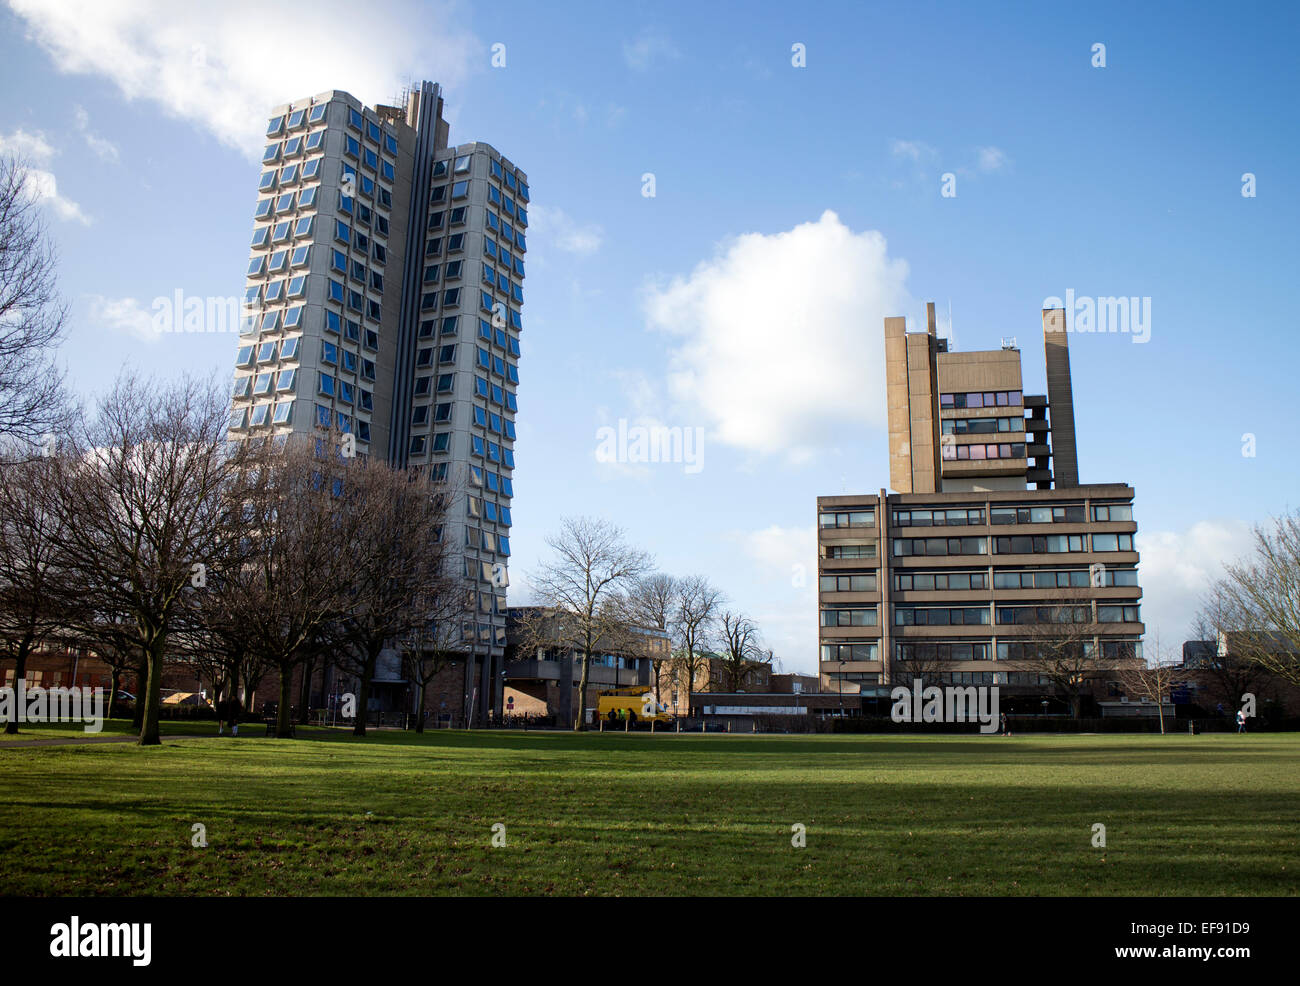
left=593, top=687, right=674, bottom=725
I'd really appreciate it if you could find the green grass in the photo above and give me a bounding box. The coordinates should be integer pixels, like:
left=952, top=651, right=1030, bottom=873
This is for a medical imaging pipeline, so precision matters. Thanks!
left=1, top=730, right=1296, bottom=896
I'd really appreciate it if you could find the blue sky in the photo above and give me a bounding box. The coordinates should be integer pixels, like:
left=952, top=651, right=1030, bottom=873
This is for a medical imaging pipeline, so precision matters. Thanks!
left=2, top=0, right=1297, bottom=672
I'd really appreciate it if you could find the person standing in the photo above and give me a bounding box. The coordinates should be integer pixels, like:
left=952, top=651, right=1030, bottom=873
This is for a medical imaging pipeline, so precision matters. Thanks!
left=1000, top=712, right=1009, bottom=736
left=1236, top=708, right=1247, bottom=734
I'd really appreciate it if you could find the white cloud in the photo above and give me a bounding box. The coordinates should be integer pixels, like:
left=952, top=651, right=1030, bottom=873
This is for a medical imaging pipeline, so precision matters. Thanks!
left=73, top=106, right=119, bottom=162
left=643, top=210, right=912, bottom=460
left=528, top=204, right=603, bottom=255
left=889, top=138, right=935, bottom=163
left=23, top=168, right=90, bottom=224
left=0, top=127, right=56, bottom=163
left=0, top=128, right=91, bottom=223
left=1136, top=520, right=1254, bottom=654
left=7, top=0, right=481, bottom=160
left=975, top=145, right=1008, bottom=172
left=623, top=31, right=681, bottom=71
left=87, top=295, right=160, bottom=342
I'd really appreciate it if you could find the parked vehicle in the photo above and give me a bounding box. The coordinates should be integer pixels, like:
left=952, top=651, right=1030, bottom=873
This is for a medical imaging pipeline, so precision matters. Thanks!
left=595, top=687, right=674, bottom=724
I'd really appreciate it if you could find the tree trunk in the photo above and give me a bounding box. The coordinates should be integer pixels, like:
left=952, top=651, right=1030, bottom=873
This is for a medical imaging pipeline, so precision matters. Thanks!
left=352, top=650, right=377, bottom=737
left=574, top=653, right=591, bottom=731
left=138, top=633, right=166, bottom=747
left=414, top=679, right=426, bottom=734
left=297, top=655, right=314, bottom=724
left=132, top=654, right=148, bottom=729
left=3, top=647, right=29, bottom=734
left=275, top=664, right=294, bottom=738
left=107, top=667, right=121, bottom=722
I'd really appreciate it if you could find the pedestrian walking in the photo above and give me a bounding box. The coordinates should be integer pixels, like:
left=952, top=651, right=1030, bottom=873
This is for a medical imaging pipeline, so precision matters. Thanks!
left=1236, top=709, right=1247, bottom=734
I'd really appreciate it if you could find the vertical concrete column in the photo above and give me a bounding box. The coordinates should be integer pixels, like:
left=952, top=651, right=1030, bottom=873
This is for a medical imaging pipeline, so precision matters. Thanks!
left=884, top=316, right=912, bottom=493
left=1042, top=309, right=1079, bottom=487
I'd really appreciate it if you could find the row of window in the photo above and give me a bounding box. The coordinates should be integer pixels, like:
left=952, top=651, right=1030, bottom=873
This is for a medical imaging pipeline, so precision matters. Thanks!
left=941, top=390, right=1023, bottom=409
left=466, top=495, right=512, bottom=527
left=892, top=533, right=1137, bottom=556
left=248, top=244, right=312, bottom=277
left=819, top=567, right=1141, bottom=593
left=258, top=158, right=323, bottom=192
left=894, top=571, right=988, bottom=591
left=317, top=373, right=374, bottom=406
left=941, top=442, right=1026, bottom=461
left=895, top=606, right=990, bottom=627
left=818, top=509, right=875, bottom=529
left=411, top=375, right=518, bottom=413
left=230, top=402, right=295, bottom=429
left=233, top=368, right=296, bottom=397
left=891, top=639, right=1142, bottom=662
left=410, top=402, right=516, bottom=440
left=819, top=573, right=877, bottom=592
left=268, top=104, right=329, bottom=133
left=334, top=219, right=387, bottom=262
left=325, top=311, right=380, bottom=351
left=486, top=156, right=530, bottom=200
left=892, top=508, right=984, bottom=528
left=344, top=107, right=400, bottom=157
left=995, top=604, right=1141, bottom=624
left=250, top=214, right=314, bottom=247
left=409, top=432, right=517, bottom=469
left=327, top=278, right=383, bottom=321
left=464, top=526, right=511, bottom=556
left=895, top=641, right=990, bottom=662
left=253, top=184, right=320, bottom=219
left=820, top=607, right=878, bottom=627
left=883, top=504, right=1136, bottom=529
left=824, top=543, right=877, bottom=559
left=993, top=568, right=1138, bottom=589
left=941, top=416, right=1024, bottom=435
left=236, top=336, right=301, bottom=367
left=820, top=643, right=880, bottom=663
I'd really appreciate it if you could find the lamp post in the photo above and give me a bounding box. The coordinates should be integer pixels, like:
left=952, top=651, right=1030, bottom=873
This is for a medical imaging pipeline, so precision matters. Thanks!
left=838, top=660, right=845, bottom=715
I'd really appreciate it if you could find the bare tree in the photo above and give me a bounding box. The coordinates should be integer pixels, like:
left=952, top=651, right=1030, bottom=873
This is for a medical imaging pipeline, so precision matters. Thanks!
left=1116, top=635, right=1190, bottom=734
left=402, top=573, right=473, bottom=733
left=1005, top=590, right=1104, bottom=718
left=670, top=575, right=724, bottom=714
left=0, top=156, right=72, bottom=451
left=626, top=573, right=678, bottom=704
left=52, top=373, right=244, bottom=745
left=527, top=517, right=652, bottom=730
left=0, top=455, right=69, bottom=732
left=329, top=458, right=454, bottom=736
left=889, top=644, right=951, bottom=692
left=218, top=434, right=357, bottom=739
left=718, top=610, right=765, bottom=691
left=1188, top=590, right=1273, bottom=715
left=1207, top=511, right=1300, bottom=686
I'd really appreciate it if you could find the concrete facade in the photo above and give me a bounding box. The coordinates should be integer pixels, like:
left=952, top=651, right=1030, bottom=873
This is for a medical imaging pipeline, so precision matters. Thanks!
left=229, top=82, right=526, bottom=724
left=819, top=303, right=1144, bottom=697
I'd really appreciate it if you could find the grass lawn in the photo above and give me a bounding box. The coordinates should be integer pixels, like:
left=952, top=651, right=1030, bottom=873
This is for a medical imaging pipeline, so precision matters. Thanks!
left=0, top=729, right=1296, bottom=896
